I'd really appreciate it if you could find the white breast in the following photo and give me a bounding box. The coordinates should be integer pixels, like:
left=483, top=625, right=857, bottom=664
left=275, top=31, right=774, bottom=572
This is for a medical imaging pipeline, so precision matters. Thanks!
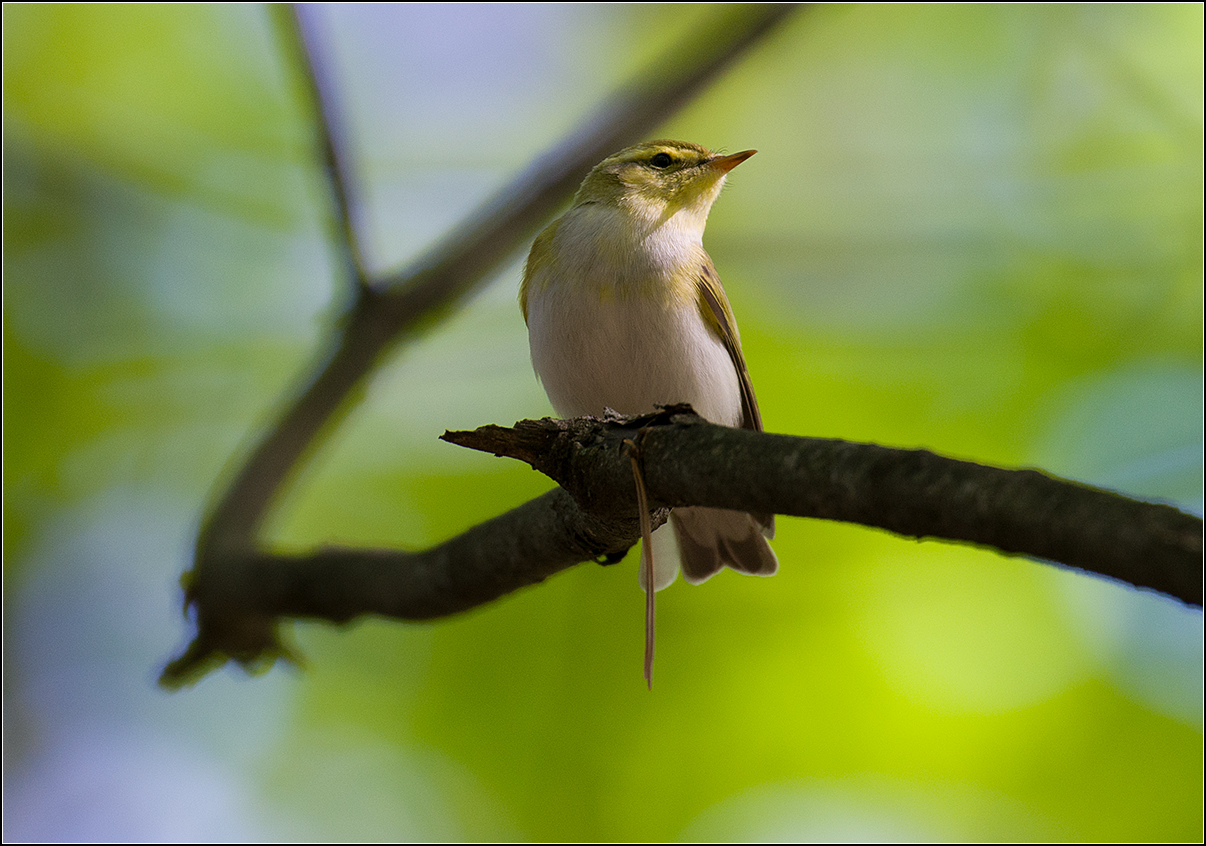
left=526, top=277, right=742, bottom=427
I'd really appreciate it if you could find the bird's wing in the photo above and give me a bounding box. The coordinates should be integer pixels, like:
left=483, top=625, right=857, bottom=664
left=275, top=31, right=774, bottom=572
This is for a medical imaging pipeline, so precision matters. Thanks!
left=519, top=218, right=562, bottom=324
left=695, top=256, right=774, bottom=539
left=695, top=256, right=763, bottom=433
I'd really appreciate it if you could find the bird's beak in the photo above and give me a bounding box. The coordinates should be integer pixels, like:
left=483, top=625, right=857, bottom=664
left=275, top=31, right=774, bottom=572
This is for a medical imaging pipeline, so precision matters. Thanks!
left=709, top=150, right=757, bottom=174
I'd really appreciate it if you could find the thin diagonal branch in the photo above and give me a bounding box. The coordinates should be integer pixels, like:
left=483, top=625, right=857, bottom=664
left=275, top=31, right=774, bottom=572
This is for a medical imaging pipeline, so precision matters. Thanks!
left=172, top=5, right=802, bottom=682
left=371, top=4, right=806, bottom=319
left=271, top=4, right=369, bottom=288
left=197, top=4, right=798, bottom=558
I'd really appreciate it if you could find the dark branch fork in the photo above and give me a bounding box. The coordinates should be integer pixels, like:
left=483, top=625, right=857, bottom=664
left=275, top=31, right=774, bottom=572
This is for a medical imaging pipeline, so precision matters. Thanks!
left=161, top=5, right=1202, bottom=687
left=164, top=5, right=804, bottom=685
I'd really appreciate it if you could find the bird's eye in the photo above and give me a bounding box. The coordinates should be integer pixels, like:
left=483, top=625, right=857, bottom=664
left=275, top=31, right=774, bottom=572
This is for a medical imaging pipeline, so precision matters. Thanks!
left=649, top=153, right=674, bottom=169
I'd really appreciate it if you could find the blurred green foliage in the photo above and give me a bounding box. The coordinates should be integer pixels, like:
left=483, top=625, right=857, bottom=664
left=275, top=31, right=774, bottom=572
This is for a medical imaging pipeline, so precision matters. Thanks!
left=4, top=4, right=1201, bottom=841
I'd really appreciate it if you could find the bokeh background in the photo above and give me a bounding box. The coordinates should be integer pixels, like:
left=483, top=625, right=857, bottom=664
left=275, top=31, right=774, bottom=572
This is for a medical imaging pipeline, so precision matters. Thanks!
left=4, top=4, right=1202, bottom=841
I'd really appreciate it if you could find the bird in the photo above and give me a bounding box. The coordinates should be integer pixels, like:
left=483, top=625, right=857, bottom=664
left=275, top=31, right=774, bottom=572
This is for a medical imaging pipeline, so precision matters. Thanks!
left=519, top=139, right=777, bottom=595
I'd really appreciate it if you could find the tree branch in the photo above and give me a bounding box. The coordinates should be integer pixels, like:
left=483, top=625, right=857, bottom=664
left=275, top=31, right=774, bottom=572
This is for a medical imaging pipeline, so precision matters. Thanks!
left=195, top=3, right=799, bottom=556
left=272, top=5, right=370, bottom=290
left=445, top=407, right=1204, bottom=607
left=165, top=4, right=801, bottom=685
left=160, top=487, right=650, bottom=685
left=163, top=4, right=1198, bottom=690
left=162, top=406, right=1201, bottom=686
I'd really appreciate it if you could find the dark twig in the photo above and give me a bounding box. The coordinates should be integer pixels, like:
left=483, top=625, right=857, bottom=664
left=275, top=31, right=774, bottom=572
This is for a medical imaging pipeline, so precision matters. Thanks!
left=271, top=5, right=369, bottom=288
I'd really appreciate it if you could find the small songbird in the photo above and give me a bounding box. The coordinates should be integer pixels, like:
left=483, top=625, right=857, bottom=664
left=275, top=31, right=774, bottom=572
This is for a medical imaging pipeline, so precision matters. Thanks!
left=519, top=139, right=777, bottom=593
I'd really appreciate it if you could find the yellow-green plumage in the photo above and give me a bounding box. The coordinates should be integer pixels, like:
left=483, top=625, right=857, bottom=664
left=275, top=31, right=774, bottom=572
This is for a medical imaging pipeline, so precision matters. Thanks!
left=520, top=140, right=776, bottom=590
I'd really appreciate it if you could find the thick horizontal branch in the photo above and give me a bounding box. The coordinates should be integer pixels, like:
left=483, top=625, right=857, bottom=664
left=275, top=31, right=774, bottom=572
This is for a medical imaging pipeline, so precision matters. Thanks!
left=444, top=407, right=1204, bottom=607
left=163, top=406, right=1199, bottom=686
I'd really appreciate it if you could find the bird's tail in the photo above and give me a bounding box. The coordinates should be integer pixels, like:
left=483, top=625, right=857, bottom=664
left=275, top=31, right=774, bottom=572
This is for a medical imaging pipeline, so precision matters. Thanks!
left=640, top=507, right=777, bottom=591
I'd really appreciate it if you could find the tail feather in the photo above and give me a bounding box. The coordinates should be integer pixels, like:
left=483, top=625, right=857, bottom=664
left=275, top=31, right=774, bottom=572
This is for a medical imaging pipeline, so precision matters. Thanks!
left=638, top=522, right=683, bottom=593
left=671, top=506, right=778, bottom=585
